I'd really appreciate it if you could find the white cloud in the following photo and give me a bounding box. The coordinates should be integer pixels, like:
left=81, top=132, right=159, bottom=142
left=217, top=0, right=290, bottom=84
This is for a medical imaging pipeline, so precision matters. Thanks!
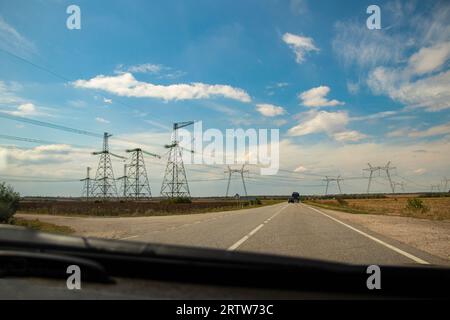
left=0, top=81, right=25, bottom=105
left=368, top=67, right=450, bottom=111
left=386, top=123, right=450, bottom=138
left=332, top=20, right=406, bottom=68
left=282, top=32, right=319, bottom=63
left=95, top=117, right=110, bottom=124
left=12, top=103, right=37, bottom=116
left=73, top=73, right=251, bottom=103
left=255, top=103, right=286, bottom=117
left=299, top=86, right=344, bottom=107
left=333, top=130, right=367, bottom=142
left=103, top=98, right=112, bottom=104
left=409, top=42, right=450, bottom=75
left=288, top=110, right=349, bottom=136
left=351, top=110, right=398, bottom=121
left=288, top=110, right=367, bottom=142
left=414, top=168, right=427, bottom=175
left=127, top=63, right=162, bottom=74
left=0, top=16, right=36, bottom=56
left=294, top=165, right=308, bottom=172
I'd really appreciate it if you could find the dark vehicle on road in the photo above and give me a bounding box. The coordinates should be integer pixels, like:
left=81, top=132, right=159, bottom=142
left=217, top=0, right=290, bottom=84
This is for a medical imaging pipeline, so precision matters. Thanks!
left=288, top=192, right=300, bottom=203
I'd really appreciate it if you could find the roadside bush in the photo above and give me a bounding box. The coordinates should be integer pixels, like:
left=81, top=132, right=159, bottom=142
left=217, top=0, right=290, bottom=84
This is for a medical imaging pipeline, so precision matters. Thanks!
left=160, top=197, right=192, bottom=204
left=0, top=182, right=20, bottom=223
left=406, top=198, right=429, bottom=212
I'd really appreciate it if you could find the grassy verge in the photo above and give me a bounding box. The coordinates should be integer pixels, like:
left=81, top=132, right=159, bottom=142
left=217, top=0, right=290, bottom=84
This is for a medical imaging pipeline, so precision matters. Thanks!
left=303, top=200, right=372, bottom=215
left=17, top=199, right=286, bottom=218
left=11, top=217, right=75, bottom=234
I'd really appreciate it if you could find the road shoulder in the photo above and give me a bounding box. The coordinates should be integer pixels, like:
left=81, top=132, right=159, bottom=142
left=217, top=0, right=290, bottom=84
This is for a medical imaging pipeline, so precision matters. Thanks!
left=307, top=204, right=450, bottom=264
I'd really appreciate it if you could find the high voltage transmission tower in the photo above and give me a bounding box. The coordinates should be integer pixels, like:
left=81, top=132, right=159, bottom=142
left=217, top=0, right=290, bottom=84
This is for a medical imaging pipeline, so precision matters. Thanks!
left=225, top=165, right=249, bottom=197
left=431, top=184, right=441, bottom=192
left=91, top=132, right=125, bottom=200
left=442, top=177, right=450, bottom=191
left=125, top=148, right=160, bottom=199
left=160, top=122, right=194, bottom=198
left=392, top=181, right=406, bottom=193
left=117, top=164, right=128, bottom=198
left=363, top=161, right=396, bottom=193
left=323, top=175, right=343, bottom=195
left=80, top=166, right=92, bottom=200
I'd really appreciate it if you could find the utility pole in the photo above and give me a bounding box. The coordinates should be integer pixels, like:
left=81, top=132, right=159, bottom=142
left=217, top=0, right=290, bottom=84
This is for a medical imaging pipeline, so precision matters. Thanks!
left=80, top=166, right=91, bottom=200
left=225, top=165, right=249, bottom=197
left=160, top=122, right=194, bottom=198
left=91, top=132, right=125, bottom=200
left=125, top=148, right=159, bottom=199
left=323, top=176, right=343, bottom=195
left=363, top=161, right=396, bottom=193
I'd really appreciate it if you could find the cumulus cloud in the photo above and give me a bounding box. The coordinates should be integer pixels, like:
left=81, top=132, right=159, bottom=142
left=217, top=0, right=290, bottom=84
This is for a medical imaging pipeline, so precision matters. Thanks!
left=73, top=72, right=251, bottom=103
left=288, top=110, right=348, bottom=136
left=282, top=32, right=319, bottom=63
left=7, top=103, right=38, bottom=116
left=255, top=103, right=286, bottom=117
left=299, top=86, right=344, bottom=107
left=288, top=110, right=367, bottom=142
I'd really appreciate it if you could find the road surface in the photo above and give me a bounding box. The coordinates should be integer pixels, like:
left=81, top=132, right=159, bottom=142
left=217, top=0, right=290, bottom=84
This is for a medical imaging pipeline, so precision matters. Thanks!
left=18, top=202, right=449, bottom=265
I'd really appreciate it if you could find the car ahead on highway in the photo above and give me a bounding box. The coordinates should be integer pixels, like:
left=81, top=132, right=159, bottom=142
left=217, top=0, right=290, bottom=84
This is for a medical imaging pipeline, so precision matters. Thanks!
left=0, top=226, right=449, bottom=300
left=288, top=192, right=300, bottom=203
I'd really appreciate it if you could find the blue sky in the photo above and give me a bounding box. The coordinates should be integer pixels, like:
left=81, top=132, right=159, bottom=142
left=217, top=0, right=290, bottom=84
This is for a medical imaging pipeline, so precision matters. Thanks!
left=0, top=0, right=450, bottom=196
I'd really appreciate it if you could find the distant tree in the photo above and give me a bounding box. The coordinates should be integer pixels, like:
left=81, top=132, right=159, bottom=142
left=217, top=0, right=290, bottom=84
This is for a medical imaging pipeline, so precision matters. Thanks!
left=0, top=182, right=20, bottom=223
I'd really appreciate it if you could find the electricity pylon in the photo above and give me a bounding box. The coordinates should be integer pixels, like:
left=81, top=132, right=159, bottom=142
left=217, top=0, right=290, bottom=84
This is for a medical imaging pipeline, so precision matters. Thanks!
left=323, top=175, right=343, bottom=195
left=125, top=148, right=160, bottom=199
left=160, top=122, right=194, bottom=198
left=363, top=162, right=396, bottom=193
left=117, top=164, right=128, bottom=198
left=393, top=181, right=406, bottom=193
left=225, top=165, right=249, bottom=197
left=442, top=177, right=450, bottom=192
left=80, top=166, right=92, bottom=200
left=431, top=184, right=441, bottom=192
left=91, top=132, right=125, bottom=200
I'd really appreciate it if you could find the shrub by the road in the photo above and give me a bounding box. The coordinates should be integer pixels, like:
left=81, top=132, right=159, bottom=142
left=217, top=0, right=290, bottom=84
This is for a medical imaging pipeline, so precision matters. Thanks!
left=406, top=198, right=429, bottom=213
left=0, top=182, right=20, bottom=223
left=160, top=197, right=192, bottom=204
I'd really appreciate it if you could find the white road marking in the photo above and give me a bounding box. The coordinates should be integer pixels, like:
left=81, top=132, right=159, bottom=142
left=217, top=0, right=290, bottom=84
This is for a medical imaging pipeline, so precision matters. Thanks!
left=306, top=205, right=430, bottom=265
left=228, top=204, right=288, bottom=251
left=120, top=235, right=139, bottom=240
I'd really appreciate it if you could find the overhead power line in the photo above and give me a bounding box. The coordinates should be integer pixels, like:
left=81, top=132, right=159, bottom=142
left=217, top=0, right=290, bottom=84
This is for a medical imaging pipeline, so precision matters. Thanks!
left=0, top=113, right=103, bottom=138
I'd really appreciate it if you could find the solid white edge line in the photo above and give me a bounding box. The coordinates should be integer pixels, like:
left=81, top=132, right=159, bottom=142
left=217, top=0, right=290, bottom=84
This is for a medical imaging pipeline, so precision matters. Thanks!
left=306, top=205, right=430, bottom=265
left=120, top=235, right=139, bottom=240
left=228, top=204, right=289, bottom=251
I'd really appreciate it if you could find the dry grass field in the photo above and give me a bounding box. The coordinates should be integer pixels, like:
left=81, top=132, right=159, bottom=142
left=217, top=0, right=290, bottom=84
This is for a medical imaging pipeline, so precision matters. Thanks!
left=307, top=196, right=450, bottom=220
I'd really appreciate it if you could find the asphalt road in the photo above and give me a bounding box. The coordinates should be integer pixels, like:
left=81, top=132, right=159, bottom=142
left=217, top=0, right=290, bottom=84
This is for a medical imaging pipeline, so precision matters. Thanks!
left=21, top=202, right=447, bottom=266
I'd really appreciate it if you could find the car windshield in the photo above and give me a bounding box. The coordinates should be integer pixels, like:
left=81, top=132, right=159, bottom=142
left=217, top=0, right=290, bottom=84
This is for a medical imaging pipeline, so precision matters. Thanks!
left=0, top=0, right=449, bottom=271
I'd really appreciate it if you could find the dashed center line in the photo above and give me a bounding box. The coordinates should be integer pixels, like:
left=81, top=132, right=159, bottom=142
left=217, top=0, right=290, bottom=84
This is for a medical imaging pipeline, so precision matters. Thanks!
left=228, top=204, right=289, bottom=251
